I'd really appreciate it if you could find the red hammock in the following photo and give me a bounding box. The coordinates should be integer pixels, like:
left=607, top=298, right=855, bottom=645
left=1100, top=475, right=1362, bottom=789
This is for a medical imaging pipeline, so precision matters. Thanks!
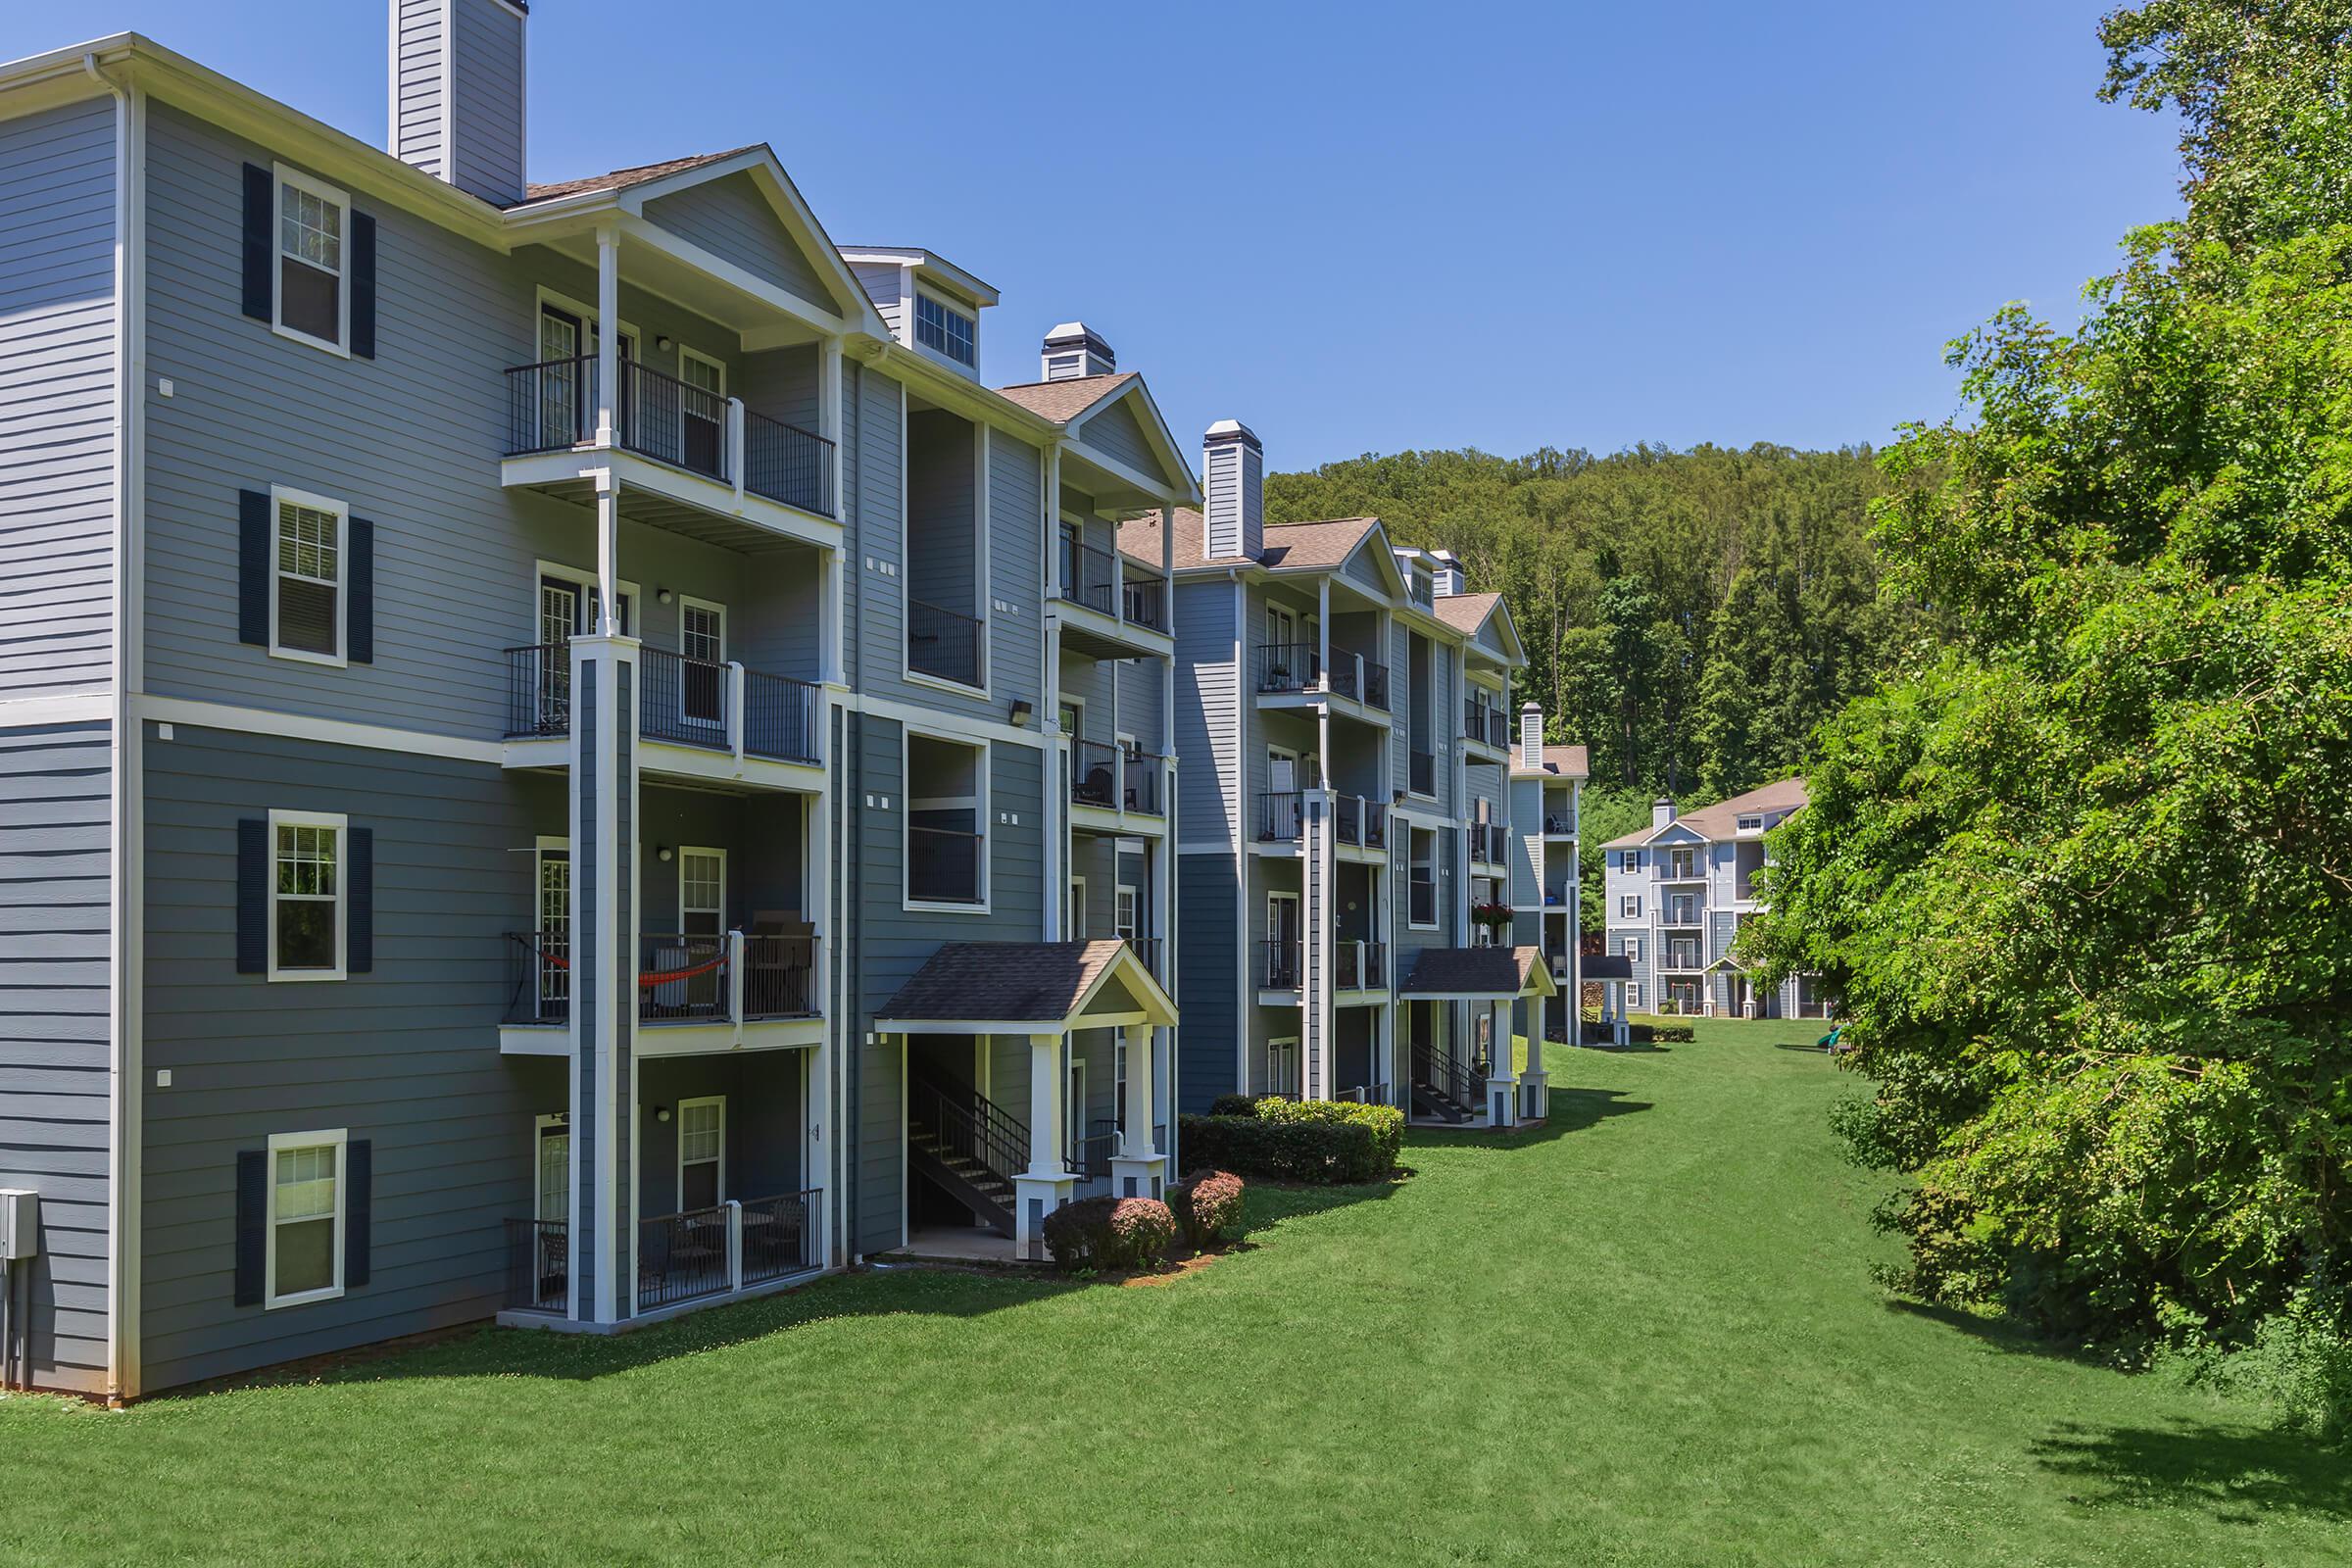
left=516, top=936, right=727, bottom=988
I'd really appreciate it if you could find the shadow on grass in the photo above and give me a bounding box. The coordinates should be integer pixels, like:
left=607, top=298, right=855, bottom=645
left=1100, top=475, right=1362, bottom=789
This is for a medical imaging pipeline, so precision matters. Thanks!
left=2031, top=1417, right=2352, bottom=1523
left=158, top=1264, right=1091, bottom=1400
left=1405, top=1087, right=1654, bottom=1154
left=1234, top=1174, right=1401, bottom=1241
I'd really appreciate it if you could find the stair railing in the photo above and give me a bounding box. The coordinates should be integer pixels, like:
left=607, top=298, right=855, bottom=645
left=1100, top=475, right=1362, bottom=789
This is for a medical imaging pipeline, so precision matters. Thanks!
left=909, top=1072, right=1030, bottom=1188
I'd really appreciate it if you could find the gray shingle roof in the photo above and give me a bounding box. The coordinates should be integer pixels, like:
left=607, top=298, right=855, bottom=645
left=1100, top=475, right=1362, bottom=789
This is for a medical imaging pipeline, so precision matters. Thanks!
left=876, top=941, right=1131, bottom=1025
left=1116, top=509, right=1381, bottom=571
left=1602, top=775, right=1810, bottom=849
left=993, top=374, right=1137, bottom=425
left=1396, top=946, right=1550, bottom=999
left=1514, top=743, right=1591, bottom=781
left=513, top=145, right=761, bottom=206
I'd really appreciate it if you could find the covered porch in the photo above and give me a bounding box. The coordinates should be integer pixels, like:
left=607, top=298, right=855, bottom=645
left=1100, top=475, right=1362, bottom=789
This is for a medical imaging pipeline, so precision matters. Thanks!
left=1398, top=946, right=1556, bottom=1128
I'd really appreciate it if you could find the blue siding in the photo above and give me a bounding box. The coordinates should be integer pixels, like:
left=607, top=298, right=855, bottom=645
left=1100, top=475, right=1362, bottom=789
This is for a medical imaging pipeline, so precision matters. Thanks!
left=446, top=0, right=525, bottom=204
left=1077, top=396, right=1152, bottom=474
left=0, top=720, right=114, bottom=1394
left=0, top=97, right=118, bottom=699
left=1175, top=854, right=1238, bottom=1112
left=642, top=172, right=834, bottom=313
left=390, top=0, right=446, bottom=178
left=1171, top=579, right=1237, bottom=845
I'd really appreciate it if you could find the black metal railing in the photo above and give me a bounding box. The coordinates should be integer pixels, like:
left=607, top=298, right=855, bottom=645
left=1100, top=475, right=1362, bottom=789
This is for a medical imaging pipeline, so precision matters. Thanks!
left=1256, top=642, right=1320, bottom=694
left=741, top=1188, right=821, bottom=1283
left=911, top=1073, right=1029, bottom=1191
left=640, top=933, right=729, bottom=1023
left=1123, top=747, right=1164, bottom=815
left=1363, top=659, right=1392, bottom=711
left=1410, top=877, right=1437, bottom=928
left=505, top=644, right=570, bottom=737
left=1414, top=1041, right=1488, bottom=1109
left=1261, top=940, right=1302, bottom=990
left=1327, top=653, right=1360, bottom=702
left=1469, top=822, right=1509, bottom=866
left=1258, top=791, right=1304, bottom=842
left=1061, top=539, right=1117, bottom=616
left=907, top=599, right=982, bottom=687
left=504, top=1217, right=567, bottom=1312
left=743, top=409, right=835, bottom=516
left=1409, top=749, right=1436, bottom=797
left=639, top=1205, right=730, bottom=1308
left=1335, top=793, right=1363, bottom=846
left=1337, top=1082, right=1391, bottom=1106
left=1123, top=935, right=1161, bottom=974
left=1544, top=812, right=1577, bottom=835
left=1071, top=739, right=1122, bottom=808
left=1362, top=799, right=1388, bottom=850
left=1068, top=1119, right=1119, bottom=1181
left=908, top=825, right=983, bottom=904
left=506, top=356, right=596, bottom=455
left=504, top=929, right=570, bottom=1025
left=743, top=934, right=816, bottom=1018
left=1121, top=575, right=1166, bottom=631
left=639, top=646, right=731, bottom=749
left=1334, top=940, right=1387, bottom=990
left=744, top=669, right=821, bottom=764
left=1465, top=701, right=1510, bottom=749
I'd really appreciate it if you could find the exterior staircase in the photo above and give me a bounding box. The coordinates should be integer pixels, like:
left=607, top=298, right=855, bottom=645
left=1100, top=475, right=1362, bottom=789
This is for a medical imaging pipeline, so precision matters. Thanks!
left=907, top=1072, right=1026, bottom=1238
left=1410, top=1043, right=1486, bottom=1124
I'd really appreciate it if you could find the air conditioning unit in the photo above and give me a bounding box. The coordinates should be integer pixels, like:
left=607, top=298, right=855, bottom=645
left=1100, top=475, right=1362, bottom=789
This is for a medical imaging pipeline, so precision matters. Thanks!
left=0, top=1190, right=36, bottom=1260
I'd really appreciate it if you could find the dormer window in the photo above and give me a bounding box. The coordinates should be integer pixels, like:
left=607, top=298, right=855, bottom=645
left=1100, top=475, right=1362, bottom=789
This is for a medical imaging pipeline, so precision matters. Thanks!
left=1738, top=814, right=1764, bottom=832
left=915, top=293, right=975, bottom=367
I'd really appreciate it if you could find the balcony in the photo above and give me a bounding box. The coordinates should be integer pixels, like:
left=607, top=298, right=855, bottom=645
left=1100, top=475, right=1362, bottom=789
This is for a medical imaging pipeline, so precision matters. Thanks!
left=908, top=824, right=984, bottom=905
left=504, top=929, right=817, bottom=1041
left=1123, top=934, right=1161, bottom=976
left=1334, top=940, right=1387, bottom=991
left=503, top=356, right=837, bottom=523
left=1659, top=945, right=1706, bottom=973
left=1069, top=740, right=1166, bottom=825
left=506, top=1189, right=820, bottom=1317
left=1410, top=877, right=1437, bottom=928
left=1257, top=791, right=1304, bottom=844
left=1256, top=642, right=1320, bottom=695
left=1468, top=822, right=1508, bottom=867
left=1332, top=794, right=1388, bottom=853
left=1120, top=576, right=1166, bottom=633
left=1054, top=539, right=1170, bottom=658
left=1463, top=700, right=1511, bottom=753
left=1324, top=650, right=1392, bottom=713
left=504, top=644, right=823, bottom=777
left=1257, top=643, right=1388, bottom=720
left=906, top=599, right=984, bottom=689
left=1061, top=538, right=1118, bottom=617
left=1543, top=810, right=1578, bottom=838
left=1260, top=941, right=1302, bottom=991
left=1409, top=749, right=1437, bottom=798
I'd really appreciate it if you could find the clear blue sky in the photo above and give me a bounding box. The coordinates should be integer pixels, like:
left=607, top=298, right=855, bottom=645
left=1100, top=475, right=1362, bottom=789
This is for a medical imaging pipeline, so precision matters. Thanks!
left=14, top=0, right=2182, bottom=473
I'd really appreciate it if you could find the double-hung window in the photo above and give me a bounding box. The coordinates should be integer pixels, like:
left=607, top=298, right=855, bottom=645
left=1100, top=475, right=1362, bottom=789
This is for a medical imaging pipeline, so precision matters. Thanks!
left=271, top=488, right=345, bottom=663
left=267, top=1129, right=346, bottom=1307
left=678, top=1097, right=724, bottom=1209
left=1621, top=895, right=1642, bottom=918
left=913, top=292, right=976, bottom=367
left=1409, top=827, right=1438, bottom=928
left=270, top=809, right=345, bottom=980
left=275, top=168, right=348, bottom=354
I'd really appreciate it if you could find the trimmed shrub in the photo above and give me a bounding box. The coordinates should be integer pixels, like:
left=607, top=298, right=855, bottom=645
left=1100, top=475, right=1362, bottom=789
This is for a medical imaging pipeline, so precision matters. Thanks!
left=1165, top=1168, right=1246, bottom=1250
left=1179, top=1100, right=1404, bottom=1185
left=1208, top=1094, right=1260, bottom=1119
left=1043, top=1196, right=1176, bottom=1273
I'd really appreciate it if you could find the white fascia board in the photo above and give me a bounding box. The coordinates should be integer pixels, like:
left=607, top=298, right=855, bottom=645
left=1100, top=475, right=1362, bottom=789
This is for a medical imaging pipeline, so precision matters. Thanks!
left=1066, top=377, right=1201, bottom=507
left=622, top=151, right=890, bottom=335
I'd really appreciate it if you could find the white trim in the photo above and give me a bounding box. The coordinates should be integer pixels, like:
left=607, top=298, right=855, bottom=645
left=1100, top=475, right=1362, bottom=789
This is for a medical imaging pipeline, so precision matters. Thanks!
left=674, top=594, right=727, bottom=729
left=266, top=808, right=349, bottom=982
left=676, top=845, right=726, bottom=935
left=263, top=1127, right=347, bottom=1310
left=266, top=484, right=350, bottom=668
left=533, top=1112, right=570, bottom=1222
left=533, top=559, right=642, bottom=641
left=130, top=696, right=504, bottom=764
left=0, top=692, right=113, bottom=728
left=1067, top=872, right=1087, bottom=938
left=676, top=1095, right=726, bottom=1206
left=1407, top=824, right=1440, bottom=931
left=1265, top=1035, right=1301, bottom=1099
left=270, top=163, right=351, bottom=358
left=900, top=723, right=991, bottom=915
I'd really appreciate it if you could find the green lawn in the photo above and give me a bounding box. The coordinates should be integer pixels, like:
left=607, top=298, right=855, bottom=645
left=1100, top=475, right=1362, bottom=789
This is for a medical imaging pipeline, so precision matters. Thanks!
left=4, top=1021, right=2343, bottom=1565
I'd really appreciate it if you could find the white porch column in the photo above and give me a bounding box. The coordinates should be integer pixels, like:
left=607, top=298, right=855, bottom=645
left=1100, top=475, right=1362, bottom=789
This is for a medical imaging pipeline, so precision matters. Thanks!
left=1110, top=1021, right=1165, bottom=1199
left=1487, top=996, right=1519, bottom=1128
left=1013, top=1031, right=1076, bottom=1259
left=594, top=224, right=619, bottom=453
left=1523, top=999, right=1548, bottom=1121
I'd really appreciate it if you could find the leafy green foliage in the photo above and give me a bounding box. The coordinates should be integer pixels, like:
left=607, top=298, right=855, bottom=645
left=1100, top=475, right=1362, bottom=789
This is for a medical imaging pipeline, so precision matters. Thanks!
left=1178, top=1100, right=1404, bottom=1184
left=1266, top=444, right=1909, bottom=799
left=1755, top=4, right=2352, bottom=1353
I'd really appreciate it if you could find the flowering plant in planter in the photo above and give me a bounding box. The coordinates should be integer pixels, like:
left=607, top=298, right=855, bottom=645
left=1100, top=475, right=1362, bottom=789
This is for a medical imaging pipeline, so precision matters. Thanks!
left=1470, top=902, right=1514, bottom=931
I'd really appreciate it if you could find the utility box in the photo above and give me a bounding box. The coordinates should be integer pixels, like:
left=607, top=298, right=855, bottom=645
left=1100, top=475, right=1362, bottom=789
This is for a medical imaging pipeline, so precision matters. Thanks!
left=0, top=1190, right=36, bottom=1260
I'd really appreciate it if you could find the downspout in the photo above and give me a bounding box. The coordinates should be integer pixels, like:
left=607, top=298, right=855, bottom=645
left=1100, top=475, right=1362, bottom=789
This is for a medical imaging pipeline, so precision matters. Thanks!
left=86, top=48, right=138, bottom=1408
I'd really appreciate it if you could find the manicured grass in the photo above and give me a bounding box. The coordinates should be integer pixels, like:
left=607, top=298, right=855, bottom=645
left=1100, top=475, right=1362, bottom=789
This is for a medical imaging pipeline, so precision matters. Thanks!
left=5, top=1021, right=2343, bottom=1565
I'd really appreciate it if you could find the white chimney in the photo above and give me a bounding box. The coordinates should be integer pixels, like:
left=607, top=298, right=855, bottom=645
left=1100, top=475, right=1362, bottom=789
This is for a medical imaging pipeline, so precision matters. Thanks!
left=1430, top=549, right=1467, bottom=597
left=392, top=0, right=529, bottom=207
left=1652, top=798, right=1678, bottom=830
left=1202, top=420, right=1263, bottom=561
left=1520, top=702, right=1544, bottom=773
left=1041, top=322, right=1115, bottom=381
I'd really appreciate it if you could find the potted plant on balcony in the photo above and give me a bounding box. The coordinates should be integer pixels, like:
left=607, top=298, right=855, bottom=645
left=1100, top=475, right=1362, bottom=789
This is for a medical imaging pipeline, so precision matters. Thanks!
left=1470, top=901, right=1514, bottom=934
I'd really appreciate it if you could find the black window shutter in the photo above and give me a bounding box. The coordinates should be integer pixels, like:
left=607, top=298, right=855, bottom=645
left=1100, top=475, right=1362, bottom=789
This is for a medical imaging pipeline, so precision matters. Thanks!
left=236, top=818, right=269, bottom=974
left=344, top=1139, right=372, bottom=1289
left=350, top=211, right=376, bottom=360
left=241, top=163, right=272, bottom=322
left=347, top=826, right=373, bottom=974
left=233, top=1150, right=268, bottom=1305
left=239, top=489, right=271, bottom=647
left=348, top=517, right=374, bottom=663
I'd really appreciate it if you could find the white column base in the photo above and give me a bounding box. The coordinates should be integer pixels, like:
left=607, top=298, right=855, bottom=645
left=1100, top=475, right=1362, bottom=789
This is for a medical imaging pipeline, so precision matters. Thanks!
left=1013, top=1173, right=1076, bottom=1262
left=1486, top=1073, right=1521, bottom=1128
left=1109, top=1153, right=1167, bottom=1200
left=1521, top=1069, right=1549, bottom=1122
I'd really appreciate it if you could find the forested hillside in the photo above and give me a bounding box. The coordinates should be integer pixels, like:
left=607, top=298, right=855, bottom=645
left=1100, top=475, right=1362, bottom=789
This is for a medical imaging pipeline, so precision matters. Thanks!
left=1264, top=444, right=1918, bottom=808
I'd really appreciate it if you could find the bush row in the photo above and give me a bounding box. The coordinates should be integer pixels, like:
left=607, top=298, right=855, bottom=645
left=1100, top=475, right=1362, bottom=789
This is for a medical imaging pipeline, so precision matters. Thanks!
left=1042, top=1196, right=1175, bottom=1271
left=1164, top=1169, right=1245, bottom=1251
left=1178, top=1097, right=1404, bottom=1184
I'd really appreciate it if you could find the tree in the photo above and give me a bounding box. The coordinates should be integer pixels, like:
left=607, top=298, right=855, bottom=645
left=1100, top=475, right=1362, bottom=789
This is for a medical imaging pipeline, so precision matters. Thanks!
left=1754, top=3, right=2352, bottom=1348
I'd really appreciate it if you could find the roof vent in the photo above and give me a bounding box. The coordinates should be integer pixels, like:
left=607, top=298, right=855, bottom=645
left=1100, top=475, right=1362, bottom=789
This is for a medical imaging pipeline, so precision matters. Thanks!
left=1202, top=419, right=1263, bottom=562
left=1042, top=321, right=1115, bottom=381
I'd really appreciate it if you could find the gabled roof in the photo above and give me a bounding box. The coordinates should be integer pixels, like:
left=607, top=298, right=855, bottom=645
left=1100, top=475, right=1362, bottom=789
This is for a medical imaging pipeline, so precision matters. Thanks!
left=1432, top=590, right=1527, bottom=666
left=514, top=146, right=760, bottom=205
left=1396, top=946, right=1555, bottom=1000
left=1117, top=509, right=1384, bottom=572
left=1514, top=744, right=1591, bottom=781
left=995, top=373, right=1139, bottom=425
left=874, top=941, right=1176, bottom=1031
left=1584, top=954, right=1634, bottom=981
left=1603, top=775, right=1811, bottom=850
left=994, top=374, right=1199, bottom=505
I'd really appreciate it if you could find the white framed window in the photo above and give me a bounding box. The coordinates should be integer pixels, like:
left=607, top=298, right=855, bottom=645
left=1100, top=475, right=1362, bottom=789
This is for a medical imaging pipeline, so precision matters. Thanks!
left=268, top=808, right=346, bottom=982
left=269, top=486, right=347, bottom=666
left=1626, top=983, right=1643, bottom=1010
left=1409, top=827, right=1438, bottom=929
left=677, top=596, right=727, bottom=727
left=273, top=166, right=349, bottom=356
left=534, top=1113, right=570, bottom=1224
left=1266, top=1038, right=1300, bottom=1099
left=1068, top=873, right=1087, bottom=938
left=1066, top=1054, right=1088, bottom=1162
left=1627, top=851, right=1643, bottom=871
left=1624, top=936, right=1642, bottom=962
left=677, top=1096, right=725, bottom=1209
left=678, top=847, right=726, bottom=937
left=904, top=728, right=989, bottom=913
left=1738, top=814, right=1764, bottom=833
left=913, top=290, right=976, bottom=366
left=1114, top=884, right=1139, bottom=943
left=265, top=1128, right=346, bottom=1308
left=1621, top=895, right=1642, bottom=918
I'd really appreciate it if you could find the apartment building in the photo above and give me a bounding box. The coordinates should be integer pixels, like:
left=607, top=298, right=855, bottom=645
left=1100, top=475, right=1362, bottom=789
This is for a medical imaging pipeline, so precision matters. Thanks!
left=1506, top=717, right=1587, bottom=1050
left=1600, top=777, right=1832, bottom=1018
left=1133, top=435, right=1554, bottom=1133
left=0, top=6, right=1195, bottom=1399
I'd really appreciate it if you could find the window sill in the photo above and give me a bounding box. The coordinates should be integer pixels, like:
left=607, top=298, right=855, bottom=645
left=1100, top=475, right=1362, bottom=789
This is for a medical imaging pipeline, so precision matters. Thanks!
left=269, top=645, right=349, bottom=669
left=264, top=1283, right=345, bottom=1311
left=271, top=319, right=350, bottom=360
left=266, top=967, right=348, bottom=984
left=905, top=899, right=991, bottom=916
left=903, top=668, right=990, bottom=701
